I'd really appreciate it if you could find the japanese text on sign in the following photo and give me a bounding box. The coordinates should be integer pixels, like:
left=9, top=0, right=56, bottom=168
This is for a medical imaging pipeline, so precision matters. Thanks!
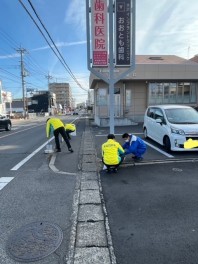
left=116, top=0, right=131, bottom=66
left=91, top=0, right=108, bottom=66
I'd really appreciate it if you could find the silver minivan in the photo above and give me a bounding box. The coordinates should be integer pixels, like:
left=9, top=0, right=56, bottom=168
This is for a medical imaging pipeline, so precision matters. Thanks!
left=143, top=105, right=198, bottom=151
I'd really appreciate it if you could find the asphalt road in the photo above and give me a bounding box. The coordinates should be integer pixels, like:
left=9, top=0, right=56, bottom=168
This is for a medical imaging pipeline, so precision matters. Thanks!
left=1, top=118, right=198, bottom=264
left=0, top=116, right=84, bottom=264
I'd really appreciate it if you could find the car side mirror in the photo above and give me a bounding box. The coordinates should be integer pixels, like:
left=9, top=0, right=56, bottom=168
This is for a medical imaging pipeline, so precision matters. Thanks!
left=156, top=118, right=163, bottom=124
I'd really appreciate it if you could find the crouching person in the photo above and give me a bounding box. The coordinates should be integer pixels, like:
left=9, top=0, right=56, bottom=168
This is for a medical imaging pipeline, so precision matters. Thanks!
left=122, top=133, right=146, bottom=161
left=65, top=123, right=76, bottom=140
left=102, top=134, right=125, bottom=172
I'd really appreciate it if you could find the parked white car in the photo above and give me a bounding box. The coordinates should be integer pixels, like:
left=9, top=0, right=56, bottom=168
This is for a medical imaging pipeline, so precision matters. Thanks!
left=143, top=105, right=198, bottom=151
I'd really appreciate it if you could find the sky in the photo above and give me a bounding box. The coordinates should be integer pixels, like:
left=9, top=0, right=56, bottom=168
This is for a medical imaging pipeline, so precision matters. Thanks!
left=0, top=0, right=198, bottom=104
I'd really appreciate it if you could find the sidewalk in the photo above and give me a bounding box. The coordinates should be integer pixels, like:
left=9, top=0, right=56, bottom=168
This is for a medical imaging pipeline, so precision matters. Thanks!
left=51, top=119, right=116, bottom=264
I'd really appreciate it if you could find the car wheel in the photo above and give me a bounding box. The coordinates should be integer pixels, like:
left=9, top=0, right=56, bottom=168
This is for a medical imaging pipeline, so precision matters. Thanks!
left=163, top=136, right=171, bottom=152
left=6, top=123, right=11, bottom=131
left=143, top=128, right=148, bottom=139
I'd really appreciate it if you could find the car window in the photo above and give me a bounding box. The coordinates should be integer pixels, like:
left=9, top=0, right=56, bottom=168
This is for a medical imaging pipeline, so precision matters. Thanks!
left=147, top=108, right=155, bottom=119
left=154, top=109, right=164, bottom=120
left=165, top=108, right=198, bottom=124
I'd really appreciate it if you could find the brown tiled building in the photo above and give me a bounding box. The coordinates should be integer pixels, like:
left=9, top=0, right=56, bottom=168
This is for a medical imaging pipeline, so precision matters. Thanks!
left=89, top=55, right=198, bottom=126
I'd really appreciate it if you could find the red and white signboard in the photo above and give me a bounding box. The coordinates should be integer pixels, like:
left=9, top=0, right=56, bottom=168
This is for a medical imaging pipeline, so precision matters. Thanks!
left=91, top=0, right=108, bottom=66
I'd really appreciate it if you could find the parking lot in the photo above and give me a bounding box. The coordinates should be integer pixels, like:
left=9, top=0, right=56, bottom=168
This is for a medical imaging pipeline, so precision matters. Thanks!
left=92, top=123, right=198, bottom=264
left=92, top=123, right=198, bottom=165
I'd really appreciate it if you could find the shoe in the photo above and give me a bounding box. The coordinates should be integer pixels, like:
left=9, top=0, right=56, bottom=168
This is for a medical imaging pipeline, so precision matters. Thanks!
left=113, top=168, right=118, bottom=173
left=103, top=165, right=107, bottom=170
left=68, top=148, right=74, bottom=153
left=56, top=149, right=61, bottom=152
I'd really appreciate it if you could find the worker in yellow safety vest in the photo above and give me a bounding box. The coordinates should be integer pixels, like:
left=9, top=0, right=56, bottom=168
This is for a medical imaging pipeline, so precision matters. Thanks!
left=102, top=134, right=125, bottom=172
left=46, top=118, right=73, bottom=153
left=65, top=123, right=76, bottom=140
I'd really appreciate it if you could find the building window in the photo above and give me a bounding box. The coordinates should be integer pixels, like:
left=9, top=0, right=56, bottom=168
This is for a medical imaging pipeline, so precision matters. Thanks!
left=177, top=82, right=183, bottom=103
left=96, top=88, right=107, bottom=106
left=190, top=83, right=197, bottom=103
left=156, top=83, right=163, bottom=104
left=169, top=83, right=177, bottom=103
left=183, top=82, right=190, bottom=103
left=126, top=89, right=131, bottom=107
left=148, top=82, right=197, bottom=105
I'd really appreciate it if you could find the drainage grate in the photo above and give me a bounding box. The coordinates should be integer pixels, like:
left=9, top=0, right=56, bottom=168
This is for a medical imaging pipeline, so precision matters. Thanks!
left=7, top=221, right=63, bottom=262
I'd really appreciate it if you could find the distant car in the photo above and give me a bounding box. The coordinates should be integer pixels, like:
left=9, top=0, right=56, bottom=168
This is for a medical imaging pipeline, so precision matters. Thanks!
left=143, top=105, right=198, bottom=152
left=0, top=114, right=12, bottom=131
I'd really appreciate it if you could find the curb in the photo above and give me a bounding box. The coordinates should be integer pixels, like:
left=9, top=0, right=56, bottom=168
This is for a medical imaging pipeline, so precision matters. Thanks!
left=65, top=120, right=117, bottom=264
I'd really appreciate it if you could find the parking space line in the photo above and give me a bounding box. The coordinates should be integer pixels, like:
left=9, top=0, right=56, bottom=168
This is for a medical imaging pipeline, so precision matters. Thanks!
left=143, top=141, right=174, bottom=158
left=95, top=133, right=144, bottom=136
left=121, top=158, right=198, bottom=166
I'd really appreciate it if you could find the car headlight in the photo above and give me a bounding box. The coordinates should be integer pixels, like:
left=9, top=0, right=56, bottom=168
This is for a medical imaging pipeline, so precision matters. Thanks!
left=171, top=127, right=185, bottom=135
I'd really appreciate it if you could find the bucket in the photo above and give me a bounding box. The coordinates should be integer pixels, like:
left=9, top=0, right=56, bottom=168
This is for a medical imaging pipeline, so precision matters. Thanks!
left=44, top=144, right=54, bottom=154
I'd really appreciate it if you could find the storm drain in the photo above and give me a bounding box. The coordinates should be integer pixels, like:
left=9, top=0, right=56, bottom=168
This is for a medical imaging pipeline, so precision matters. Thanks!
left=6, top=221, right=63, bottom=262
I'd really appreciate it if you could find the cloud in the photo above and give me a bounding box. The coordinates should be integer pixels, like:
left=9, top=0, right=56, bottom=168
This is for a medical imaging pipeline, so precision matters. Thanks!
left=0, top=53, right=19, bottom=59
left=64, top=0, right=86, bottom=34
left=31, top=40, right=87, bottom=52
left=136, top=0, right=198, bottom=58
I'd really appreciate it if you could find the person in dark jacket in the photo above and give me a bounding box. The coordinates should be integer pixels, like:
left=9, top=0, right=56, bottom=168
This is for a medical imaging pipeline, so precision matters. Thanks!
left=46, top=118, right=73, bottom=153
left=122, top=133, right=146, bottom=161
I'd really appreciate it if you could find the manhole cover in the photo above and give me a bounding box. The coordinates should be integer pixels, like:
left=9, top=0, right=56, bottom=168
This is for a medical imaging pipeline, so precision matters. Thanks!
left=7, top=221, right=63, bottom=262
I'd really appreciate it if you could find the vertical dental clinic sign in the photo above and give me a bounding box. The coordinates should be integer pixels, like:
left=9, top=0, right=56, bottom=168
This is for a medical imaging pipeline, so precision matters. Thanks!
left=91, top=0, right=108, bottom=66
left=116, top=0, right=131, bottom=66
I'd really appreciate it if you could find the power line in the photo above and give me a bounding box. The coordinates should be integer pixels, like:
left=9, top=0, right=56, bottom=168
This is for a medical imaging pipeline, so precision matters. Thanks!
left=18, top=0, right=88, bottom=92
left=26, top=0, right=88, bottom=92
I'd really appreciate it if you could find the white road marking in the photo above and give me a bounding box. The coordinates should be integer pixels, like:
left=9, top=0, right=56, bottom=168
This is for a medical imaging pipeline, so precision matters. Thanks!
left=0, top=177, right=14, bottom=190
left=121, top=158, right=198, bottom=166
left=0, top=124, right=44, bottom=139
left=11, top=137, right=54, bottom=171
left=95, top=133, right=144, bottom=136
left=143, top=141, right=174, bottom=158
left=49, top=154, right=76, bottom=175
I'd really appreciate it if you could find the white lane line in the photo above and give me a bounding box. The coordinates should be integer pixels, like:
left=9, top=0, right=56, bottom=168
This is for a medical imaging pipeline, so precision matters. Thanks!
left=11, top=137, right=54, bottom=171
left=0, top=124, right=44, bottom=139
left=0, top=177, right=14, bottom=190
left=143, top=141, right=174, bottom=158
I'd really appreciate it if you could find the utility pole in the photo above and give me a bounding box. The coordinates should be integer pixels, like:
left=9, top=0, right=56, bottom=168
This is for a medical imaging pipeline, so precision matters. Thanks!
left=16, top=47, right=28, bottom=119
left=45, top=72, right=53, bottom=90
left=45, top=73, right=53, bottom=115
